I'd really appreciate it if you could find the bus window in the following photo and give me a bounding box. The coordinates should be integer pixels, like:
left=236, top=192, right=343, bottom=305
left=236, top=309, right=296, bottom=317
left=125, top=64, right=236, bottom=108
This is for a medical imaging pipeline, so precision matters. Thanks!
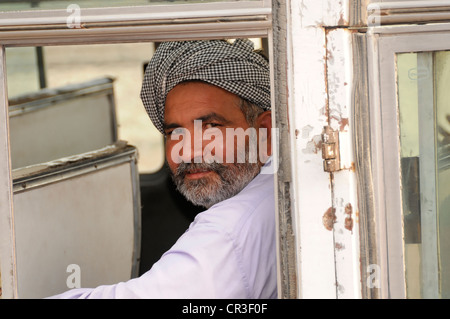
left=4, top=38, right=271, bottom=297
left=6, top=43, right=164, bottom=174
left=0, top=0, right=275, bottom=299
left=397, top=51, right=450, bottom=298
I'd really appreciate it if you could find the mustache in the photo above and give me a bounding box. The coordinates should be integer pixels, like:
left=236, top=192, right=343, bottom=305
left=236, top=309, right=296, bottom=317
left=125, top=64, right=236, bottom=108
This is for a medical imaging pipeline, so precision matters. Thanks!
left=174, top=161, right=226, bottom=178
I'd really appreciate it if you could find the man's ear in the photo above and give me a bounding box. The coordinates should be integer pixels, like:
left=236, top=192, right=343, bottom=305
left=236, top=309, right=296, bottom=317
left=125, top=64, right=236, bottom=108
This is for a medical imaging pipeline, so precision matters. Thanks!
left=256, top=110, right=272, bottom=157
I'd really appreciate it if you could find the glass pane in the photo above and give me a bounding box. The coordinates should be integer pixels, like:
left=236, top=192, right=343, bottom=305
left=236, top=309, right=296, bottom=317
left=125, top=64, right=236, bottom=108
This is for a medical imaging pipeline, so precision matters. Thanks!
left=6, top=43, right=164, bottom=173
left=397, top=51, right=450, bottom=298
left=436, top=51, right=450, bottom=299
left=6, top=47, right=41, bottom=98
left=0, top=0, right=257, bottom=12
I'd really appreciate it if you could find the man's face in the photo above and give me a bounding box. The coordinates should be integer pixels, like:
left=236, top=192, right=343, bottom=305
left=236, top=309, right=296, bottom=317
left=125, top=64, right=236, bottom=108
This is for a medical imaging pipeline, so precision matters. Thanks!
left=163, top=81, right=271, bottom=208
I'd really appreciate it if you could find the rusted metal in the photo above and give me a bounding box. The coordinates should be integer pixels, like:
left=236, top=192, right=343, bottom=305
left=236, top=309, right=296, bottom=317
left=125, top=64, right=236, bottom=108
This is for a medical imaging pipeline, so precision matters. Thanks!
left=339, top=118, right=349, bottom=132
left=322, top=126, right=341, bottom=172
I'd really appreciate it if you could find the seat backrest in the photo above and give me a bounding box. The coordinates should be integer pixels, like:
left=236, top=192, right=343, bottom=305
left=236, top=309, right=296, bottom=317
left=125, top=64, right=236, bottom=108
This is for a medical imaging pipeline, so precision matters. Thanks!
left=9, top=77, right=117, bottom=169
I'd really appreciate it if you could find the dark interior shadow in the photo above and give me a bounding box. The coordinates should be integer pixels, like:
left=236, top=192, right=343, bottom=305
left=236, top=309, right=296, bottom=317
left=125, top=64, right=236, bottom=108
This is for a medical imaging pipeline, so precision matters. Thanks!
left=138, top=163, right=203, bottom=275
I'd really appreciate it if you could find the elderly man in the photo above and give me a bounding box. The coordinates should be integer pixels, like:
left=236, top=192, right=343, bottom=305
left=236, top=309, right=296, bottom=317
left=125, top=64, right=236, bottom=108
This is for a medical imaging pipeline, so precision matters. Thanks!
left=50, top=39, right=277, bottom=299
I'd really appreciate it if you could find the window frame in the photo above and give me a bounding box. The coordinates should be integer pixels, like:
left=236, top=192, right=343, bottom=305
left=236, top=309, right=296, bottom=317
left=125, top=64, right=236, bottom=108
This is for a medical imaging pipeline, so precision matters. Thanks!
left=367, top=22, right=450, bottom=299
left=0, top=1, right=271, bottom=46
left=0, top=0, right=293, bottom=299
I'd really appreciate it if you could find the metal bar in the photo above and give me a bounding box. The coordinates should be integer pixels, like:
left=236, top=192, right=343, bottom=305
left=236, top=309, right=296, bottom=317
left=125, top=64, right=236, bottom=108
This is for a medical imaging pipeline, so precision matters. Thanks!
left=366, top=29, right=392, bottom=299
left=352, top=32, right=380, bottom=299
left=380, top=12, right=450, bottom=25
left=369, top=1, right=450, bottom=11
left=0, top=1, right=271, bottom=45
left=271, top=0, right=298, bottom=299
left=0, top=45, right=17, bottom=299
left=368, top=22, right=450, bottom=35
left=0, top=2, right=271, bottom=26
left=379, top=39, right=408, bottom=299
left=367, top=1, right=450, bottom=26
left=417, top=52, right=440, bottom=298
left=12, top=143, right=134, bottom=192
left=35, top=47, right=46, bottom=89
left=0, top=20, right=270, bottom=46
left=350, top=0, right=369, bottom=27
left=129, top=154, right=141, bottom=279
left=9, top=77, right=115, bottom=116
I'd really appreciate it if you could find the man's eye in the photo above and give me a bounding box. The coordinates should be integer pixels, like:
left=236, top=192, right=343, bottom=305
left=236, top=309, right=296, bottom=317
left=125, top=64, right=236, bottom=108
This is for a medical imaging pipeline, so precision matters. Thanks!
left=204, top=123, right=220, bottom=129
left=166, top=127, right=185, bottom=137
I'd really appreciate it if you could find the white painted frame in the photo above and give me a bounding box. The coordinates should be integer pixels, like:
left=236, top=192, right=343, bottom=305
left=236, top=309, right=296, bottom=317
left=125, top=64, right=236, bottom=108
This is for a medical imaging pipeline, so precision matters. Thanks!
left=0, top=1, right=271, bottom=46
left=367, top=23, right=450, bottom=299
left=368, top=0, right=450, bottom=25
left=284, top=0, right=362, bottom=298
left=0, top=46, right=16, bottom=299
left=0, top=0, right=275, bottom=299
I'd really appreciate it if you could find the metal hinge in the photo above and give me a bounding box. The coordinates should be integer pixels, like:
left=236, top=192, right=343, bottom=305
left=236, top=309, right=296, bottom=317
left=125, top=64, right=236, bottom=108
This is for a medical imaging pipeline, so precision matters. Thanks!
left=321, top=126, right=340, bottom=172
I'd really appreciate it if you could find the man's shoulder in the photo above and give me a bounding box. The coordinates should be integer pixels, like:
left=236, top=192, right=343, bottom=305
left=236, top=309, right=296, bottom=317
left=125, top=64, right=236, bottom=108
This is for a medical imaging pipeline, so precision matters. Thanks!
left=212, top=170, right=273, bottom=209
left=191, top=172, right=275, bottom=232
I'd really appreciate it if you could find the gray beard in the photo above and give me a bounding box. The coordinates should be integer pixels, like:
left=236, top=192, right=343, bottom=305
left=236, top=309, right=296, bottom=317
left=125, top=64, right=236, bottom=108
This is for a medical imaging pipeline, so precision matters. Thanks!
left=171, top=160, right=261, bottom=208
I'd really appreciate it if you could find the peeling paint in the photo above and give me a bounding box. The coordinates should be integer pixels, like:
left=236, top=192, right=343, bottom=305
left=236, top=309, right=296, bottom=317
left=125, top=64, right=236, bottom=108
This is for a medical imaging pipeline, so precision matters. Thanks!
left=336, top=282, right=345, bottom=294
left=335, top=242, right=345, bottom=251
left=339, top=117, right=349, bottom=132
left=350, top=162, right=356, bottom=172
left=319, top=105, right=328, bottom=118
left=322, top=207, right=336, bottom=231
left=338, top=12, right=348, bottom=26
left=344, top=203, right=353, bottom=232
left=302, top=134, right=322, bottom=154
left=301, top=125, right=313, bottom=139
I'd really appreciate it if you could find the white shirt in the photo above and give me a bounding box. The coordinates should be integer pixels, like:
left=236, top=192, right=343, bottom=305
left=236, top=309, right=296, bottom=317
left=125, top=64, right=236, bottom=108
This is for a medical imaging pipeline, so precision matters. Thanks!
left=50, top=165, right=277, bottom=299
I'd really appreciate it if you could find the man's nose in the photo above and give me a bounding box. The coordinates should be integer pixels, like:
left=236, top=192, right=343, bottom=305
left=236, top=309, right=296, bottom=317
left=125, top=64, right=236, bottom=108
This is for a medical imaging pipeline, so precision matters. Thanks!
left=178, top=125, right=204, bottom=163
left=178, top=139, right=203, bottom=163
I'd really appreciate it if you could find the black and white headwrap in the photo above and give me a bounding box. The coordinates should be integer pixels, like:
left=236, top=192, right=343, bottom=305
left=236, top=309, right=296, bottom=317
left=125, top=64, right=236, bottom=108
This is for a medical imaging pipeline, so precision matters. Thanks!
left=140, top=39, right=271, bottom=134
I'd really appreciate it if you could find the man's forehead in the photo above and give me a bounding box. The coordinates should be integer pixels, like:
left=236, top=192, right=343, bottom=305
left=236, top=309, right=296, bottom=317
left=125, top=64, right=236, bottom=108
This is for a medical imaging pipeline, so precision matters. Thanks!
left=165, top=80, right=240, bottom=100
left=164, top=82, right=243, bottom=118
left=163, top=111, right=234, bottom=129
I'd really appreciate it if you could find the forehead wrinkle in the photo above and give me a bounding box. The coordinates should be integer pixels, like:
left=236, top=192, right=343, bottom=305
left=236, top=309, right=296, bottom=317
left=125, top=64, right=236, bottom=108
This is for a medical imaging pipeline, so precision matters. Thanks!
left=196, top=112, right=232, bottom=125
left=162, top=121, right=182, bottom=131
left=164, top=110, right=236, bottom=131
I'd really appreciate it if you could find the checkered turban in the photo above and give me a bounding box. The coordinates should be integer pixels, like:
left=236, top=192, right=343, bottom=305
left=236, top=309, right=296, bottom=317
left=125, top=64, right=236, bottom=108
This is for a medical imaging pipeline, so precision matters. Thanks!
left=140, top=39, right=271, bottom=134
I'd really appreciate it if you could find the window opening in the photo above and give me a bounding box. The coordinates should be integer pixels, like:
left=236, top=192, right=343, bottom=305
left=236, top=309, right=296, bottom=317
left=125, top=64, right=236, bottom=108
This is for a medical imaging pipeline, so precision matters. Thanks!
left=397, top=50, right=450, bottom=298
left=6, top=42, right=164, bottom=173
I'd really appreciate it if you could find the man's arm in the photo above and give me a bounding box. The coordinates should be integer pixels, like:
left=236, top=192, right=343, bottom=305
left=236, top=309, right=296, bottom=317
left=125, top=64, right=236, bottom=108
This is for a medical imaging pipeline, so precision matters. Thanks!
left=48, top=223, right=248, bottom=299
